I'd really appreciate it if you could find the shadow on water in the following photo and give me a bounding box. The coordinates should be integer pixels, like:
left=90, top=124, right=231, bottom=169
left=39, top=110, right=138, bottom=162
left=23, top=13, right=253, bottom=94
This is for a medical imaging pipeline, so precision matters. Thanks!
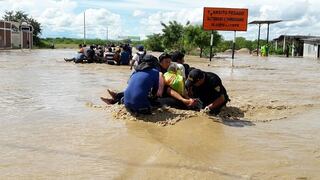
left=209, top=106, right=255, bottom=127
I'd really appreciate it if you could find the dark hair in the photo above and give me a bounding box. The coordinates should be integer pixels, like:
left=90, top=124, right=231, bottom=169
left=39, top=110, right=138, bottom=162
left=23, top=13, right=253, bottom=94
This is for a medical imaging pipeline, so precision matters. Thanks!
left=135, top=54, right=160, bottom=71
left=159, top=53, right=171, bottom=63
left=78, top=44, right=82, bottom=48
left=137, top=45, right=144, bottom=51
left=170, top=51, right=185, bottom=62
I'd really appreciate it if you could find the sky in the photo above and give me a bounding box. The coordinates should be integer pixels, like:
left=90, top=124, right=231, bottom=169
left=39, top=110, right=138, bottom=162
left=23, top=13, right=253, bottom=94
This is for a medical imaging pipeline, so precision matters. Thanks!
left=1, top=0, right=320, bottom=40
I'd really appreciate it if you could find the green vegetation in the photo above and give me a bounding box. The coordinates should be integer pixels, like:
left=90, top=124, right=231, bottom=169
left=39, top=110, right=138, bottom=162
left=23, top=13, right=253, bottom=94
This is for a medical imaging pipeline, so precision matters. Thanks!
left=145, top=34, right=164, bottom=52
left=184, top=25, right=221, bottom=57
left=39, top=37, right=145, bottom=49
left=1, top=11, right=278, bottom=56
left=145, top=21, right=222, bottom=57
left=143, top=21, right=277, bottom=57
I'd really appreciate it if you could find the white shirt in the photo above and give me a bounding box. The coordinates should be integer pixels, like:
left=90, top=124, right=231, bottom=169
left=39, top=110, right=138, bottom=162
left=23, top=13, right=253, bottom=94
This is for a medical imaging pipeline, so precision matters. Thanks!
left=176, top=63, right=186, bottom=79
left=131, top=51, right=145, bottom=70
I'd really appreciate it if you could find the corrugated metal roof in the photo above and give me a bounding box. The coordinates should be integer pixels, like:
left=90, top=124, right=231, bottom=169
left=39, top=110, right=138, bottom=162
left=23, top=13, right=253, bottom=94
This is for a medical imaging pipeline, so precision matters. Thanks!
left=249, top=20, right=282, bottom=24
left=302, top=38, right=320, bottom=43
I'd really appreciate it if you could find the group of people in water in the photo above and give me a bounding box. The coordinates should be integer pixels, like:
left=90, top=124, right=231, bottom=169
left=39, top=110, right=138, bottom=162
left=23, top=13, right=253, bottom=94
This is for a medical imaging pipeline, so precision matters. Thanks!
left=98, top=45, right=230, bottom=115
left=64, top=43, right=132, bottom=65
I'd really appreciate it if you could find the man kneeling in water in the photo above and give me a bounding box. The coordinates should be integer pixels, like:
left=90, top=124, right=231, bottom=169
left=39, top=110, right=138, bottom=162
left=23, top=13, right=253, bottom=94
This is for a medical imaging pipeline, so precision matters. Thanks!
left=101, top=52, right=170, bottom=105
left=185, top=69, right=230, bottom=114
left=102, top=54, right=160, bottom=114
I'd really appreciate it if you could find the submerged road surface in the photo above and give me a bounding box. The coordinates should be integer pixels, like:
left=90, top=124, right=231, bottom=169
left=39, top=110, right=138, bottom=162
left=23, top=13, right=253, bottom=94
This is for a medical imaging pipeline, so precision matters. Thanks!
left=0, top=49, right=320, bottom=179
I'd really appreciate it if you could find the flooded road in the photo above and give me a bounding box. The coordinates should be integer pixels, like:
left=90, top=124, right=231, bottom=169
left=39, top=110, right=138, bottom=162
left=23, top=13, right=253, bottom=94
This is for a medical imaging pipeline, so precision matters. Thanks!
left=0, top=49, right=319, bottom=179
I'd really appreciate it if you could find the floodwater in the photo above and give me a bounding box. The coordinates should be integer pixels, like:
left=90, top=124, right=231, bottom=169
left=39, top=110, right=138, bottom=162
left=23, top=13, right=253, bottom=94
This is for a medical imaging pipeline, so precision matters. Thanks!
left=0, top=49, right=320, bottom=179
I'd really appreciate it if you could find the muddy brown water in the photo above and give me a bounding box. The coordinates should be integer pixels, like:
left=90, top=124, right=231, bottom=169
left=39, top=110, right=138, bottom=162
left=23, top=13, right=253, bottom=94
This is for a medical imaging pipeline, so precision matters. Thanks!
left=0, top=49, right=320, bottom=179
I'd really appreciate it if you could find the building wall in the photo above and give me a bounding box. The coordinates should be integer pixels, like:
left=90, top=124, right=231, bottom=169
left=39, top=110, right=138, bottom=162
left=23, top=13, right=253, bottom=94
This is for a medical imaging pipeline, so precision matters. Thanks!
left=0, top=21, right=12, bottom=48
left=0, top=20, right=33, bottom=49
left=11, top=32, right=20, bottom=48
left=22, top=31, right=32, bottom=48
left=0, top=29, right=4, bottom=48
left=303, top=43, right=318, bottom=58
left=5, top=24, right=11, bottom=47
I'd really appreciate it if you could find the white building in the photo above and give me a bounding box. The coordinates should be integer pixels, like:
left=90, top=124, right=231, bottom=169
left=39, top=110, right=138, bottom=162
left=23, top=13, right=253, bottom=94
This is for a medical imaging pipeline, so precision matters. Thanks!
left=303, top=38, right=320, bottom=59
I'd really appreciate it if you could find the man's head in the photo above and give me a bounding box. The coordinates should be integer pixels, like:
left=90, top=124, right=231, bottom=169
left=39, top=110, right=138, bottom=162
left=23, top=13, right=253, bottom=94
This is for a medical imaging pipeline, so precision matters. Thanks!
left=159, top=53, right=172, bottom=70
left=170, top=51, right=185, bottom=64
left=185, top=69, right=205, bottom=88
left=135, top=54, right=159, bottom=71
left=137, top=45, right=144, bottom=52
left=78, top=44, right=82, bottom=48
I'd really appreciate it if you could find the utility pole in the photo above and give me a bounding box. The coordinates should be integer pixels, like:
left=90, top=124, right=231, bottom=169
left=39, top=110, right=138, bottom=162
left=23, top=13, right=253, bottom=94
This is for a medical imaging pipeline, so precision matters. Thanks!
left=106, top=27, right=108, bottom=42
left=83, top=11, right=86, bottom=44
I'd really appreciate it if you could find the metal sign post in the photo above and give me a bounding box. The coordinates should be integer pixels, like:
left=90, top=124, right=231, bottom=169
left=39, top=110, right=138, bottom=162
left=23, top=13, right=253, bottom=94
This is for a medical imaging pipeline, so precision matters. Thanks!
left=209, top=30, right=213, bottom=61
left=232, top=31, right=236, bottom=67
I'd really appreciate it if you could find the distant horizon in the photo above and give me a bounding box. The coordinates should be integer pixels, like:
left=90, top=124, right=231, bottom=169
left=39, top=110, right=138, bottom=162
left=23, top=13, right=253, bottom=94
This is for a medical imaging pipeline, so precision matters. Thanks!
left=1, top=0, right=320, bottom=41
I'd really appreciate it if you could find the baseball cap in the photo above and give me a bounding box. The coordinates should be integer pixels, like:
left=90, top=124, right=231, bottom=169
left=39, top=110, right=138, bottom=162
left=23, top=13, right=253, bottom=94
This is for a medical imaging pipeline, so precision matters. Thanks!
left=185, top=69, right=204, bottom=88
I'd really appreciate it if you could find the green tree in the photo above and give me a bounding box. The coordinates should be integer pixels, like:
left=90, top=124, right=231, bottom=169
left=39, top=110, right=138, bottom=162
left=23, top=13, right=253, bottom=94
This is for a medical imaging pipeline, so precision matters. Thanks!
left=184, top=25, right=221, bottom=57
left=161, top=21, right=184, bottom=50
left=3, top=10, right=42, bottom=46
left=216, top=38, right=233, bottom=52
left=234, top=37, right=254, bottom=51
left=145, top=33, right=164, bottom=52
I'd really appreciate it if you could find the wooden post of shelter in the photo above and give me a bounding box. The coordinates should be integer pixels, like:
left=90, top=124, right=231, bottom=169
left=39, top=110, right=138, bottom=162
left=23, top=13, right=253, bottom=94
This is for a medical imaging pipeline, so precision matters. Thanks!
left=249, top=20, right=282, bottom=57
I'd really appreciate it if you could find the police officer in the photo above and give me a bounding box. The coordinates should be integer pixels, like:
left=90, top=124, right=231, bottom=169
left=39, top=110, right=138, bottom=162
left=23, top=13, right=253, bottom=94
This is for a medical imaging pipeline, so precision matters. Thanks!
left=185, top=68, right=230, bottom=114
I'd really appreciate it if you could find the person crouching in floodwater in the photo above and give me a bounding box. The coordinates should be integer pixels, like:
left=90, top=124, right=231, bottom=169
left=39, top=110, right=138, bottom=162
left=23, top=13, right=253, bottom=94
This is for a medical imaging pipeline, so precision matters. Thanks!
left=123, top=54, right=161, bottom=114
left=101, top=54, right=162, bottom=114
left=101, top=52, right=169, bottom=105
left=185, top=69, right=230, bottom=114
left=157, top=62, right=201, bottom=109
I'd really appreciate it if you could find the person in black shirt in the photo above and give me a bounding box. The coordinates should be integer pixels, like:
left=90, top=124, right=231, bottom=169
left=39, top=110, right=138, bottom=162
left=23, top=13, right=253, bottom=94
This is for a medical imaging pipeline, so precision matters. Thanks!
left=185, top=69, right=230, bottom=114
left=86, top=45, right=95, bottom=63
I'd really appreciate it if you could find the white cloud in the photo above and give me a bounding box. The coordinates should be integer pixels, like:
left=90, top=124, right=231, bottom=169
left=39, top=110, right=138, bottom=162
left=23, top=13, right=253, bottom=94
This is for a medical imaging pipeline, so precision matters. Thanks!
left=137, top=0, right=320, bottom=40
left=140, top=8, right=203, bottom=36
left=0, top=0, right=122, bottom=39
left=1, top=0, right=320, bottom=40
left=133, top=10, right=145, bottom=17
